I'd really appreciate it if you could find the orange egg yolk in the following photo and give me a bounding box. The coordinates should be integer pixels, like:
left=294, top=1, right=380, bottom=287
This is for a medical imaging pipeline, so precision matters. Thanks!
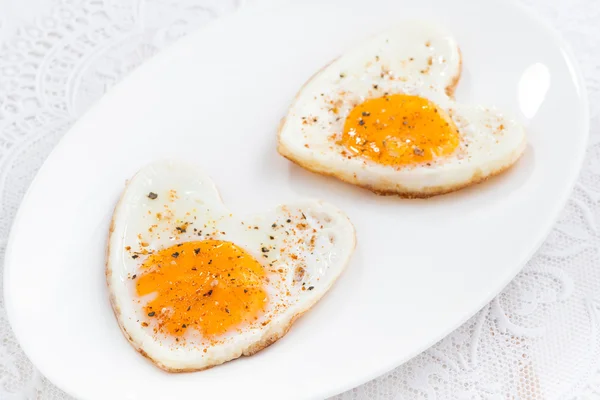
left=136, top=240, right=268, bottom=338
left=340, top=94, right=460, bottom=166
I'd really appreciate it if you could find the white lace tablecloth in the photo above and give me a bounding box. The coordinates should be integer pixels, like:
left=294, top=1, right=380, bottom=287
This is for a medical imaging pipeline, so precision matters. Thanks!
left=0, top=0, right=599, bottom=399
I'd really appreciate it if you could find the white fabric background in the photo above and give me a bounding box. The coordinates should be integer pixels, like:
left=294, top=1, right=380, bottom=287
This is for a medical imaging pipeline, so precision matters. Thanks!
left=0, top=0, right=599, bottom=399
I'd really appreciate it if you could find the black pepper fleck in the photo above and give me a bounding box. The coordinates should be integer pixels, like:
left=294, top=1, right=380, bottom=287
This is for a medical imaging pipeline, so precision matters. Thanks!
left=147, top=192, right=158, bottom=200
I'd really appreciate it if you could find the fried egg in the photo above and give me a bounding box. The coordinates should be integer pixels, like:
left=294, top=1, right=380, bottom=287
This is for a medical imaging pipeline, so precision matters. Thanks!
left=277, top=21, right=526, bottom=198
left=106, top=161, right=355, bottom=371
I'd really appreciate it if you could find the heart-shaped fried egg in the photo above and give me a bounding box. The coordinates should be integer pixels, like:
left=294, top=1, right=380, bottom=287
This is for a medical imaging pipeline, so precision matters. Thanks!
left=106, top=161, right=355, bottom=371
left=278, top=22, right=526, bottom=197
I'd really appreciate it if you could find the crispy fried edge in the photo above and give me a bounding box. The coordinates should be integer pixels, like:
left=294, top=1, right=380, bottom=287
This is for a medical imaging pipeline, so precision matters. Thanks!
left=278, top=140, right=525, bottom=198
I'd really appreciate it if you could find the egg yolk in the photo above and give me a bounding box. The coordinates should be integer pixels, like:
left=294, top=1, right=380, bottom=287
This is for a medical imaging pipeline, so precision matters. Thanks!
left=136, top=240, right=268, bottom=338
left=340, top=94, right=460, bottom=166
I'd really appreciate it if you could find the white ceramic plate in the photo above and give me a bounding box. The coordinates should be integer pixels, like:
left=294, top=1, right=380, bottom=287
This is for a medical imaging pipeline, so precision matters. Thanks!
left=4, top=0, right=588, bottom=399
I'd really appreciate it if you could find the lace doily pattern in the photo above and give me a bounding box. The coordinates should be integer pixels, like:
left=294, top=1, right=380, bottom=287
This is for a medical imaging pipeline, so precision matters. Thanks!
left=1, top=0, right=598, bottom=399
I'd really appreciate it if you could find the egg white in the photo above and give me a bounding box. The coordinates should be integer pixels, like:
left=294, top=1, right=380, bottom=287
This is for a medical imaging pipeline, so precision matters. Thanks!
left=277, top=21, right=526, bottom=197
left=106, top=161, right=355, bottom=371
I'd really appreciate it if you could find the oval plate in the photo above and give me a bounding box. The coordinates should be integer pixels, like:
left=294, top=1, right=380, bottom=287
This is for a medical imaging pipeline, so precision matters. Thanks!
left=4, top=0, right=588, bottom=399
